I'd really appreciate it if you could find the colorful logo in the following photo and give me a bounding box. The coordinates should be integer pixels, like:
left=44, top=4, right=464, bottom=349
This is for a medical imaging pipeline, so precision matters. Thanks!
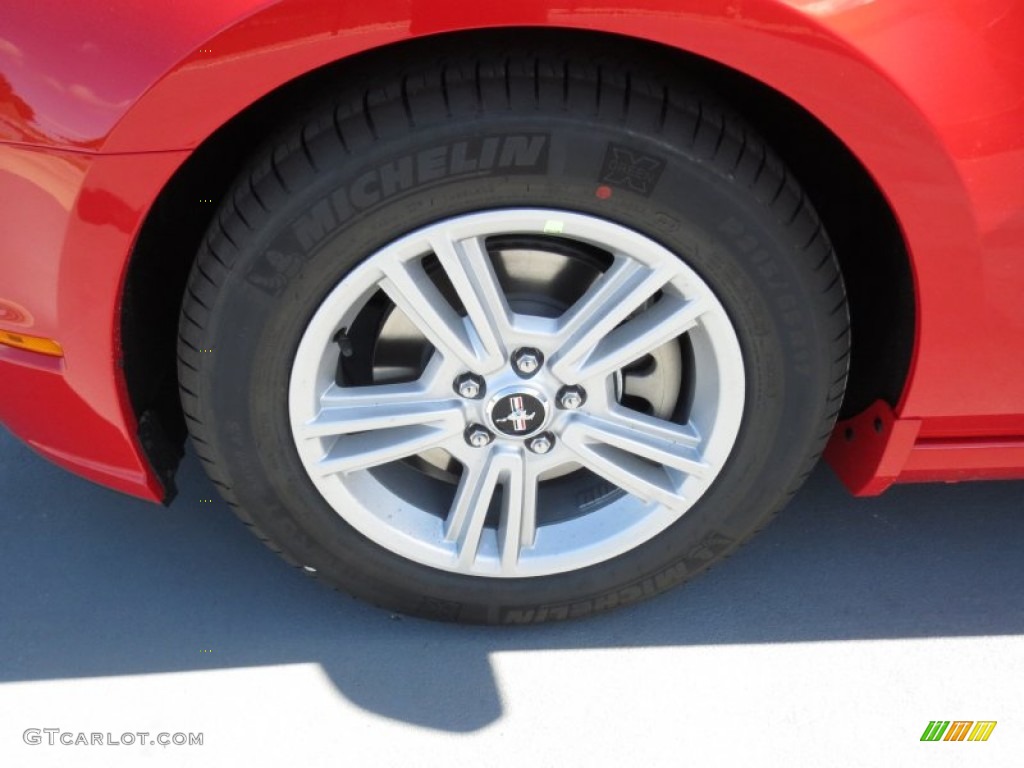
left=920, top=721, right=997, bottom=742
left=494, top=396, right=536, bottom=432
left=491, top=392, right=545, bottom=436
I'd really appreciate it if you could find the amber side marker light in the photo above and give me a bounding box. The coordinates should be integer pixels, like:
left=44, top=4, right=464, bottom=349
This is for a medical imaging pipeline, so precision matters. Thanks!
left=0, top=329, right=64, bottom=357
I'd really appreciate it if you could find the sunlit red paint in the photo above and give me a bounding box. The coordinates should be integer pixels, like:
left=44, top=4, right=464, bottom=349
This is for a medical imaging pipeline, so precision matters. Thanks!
left=1, top=0, right=1023, bottom=500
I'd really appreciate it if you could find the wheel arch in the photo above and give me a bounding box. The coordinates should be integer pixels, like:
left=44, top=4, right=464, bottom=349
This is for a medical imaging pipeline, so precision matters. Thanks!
left=120, top=26, right=916, bottom=494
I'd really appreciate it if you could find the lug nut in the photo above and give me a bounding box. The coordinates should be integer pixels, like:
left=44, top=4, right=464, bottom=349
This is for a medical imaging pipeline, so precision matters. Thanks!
left=454, top=373, right=485, bottom=399
left=557, top=386, right=586, bottom=410
left=512, top=348, right=543, bottom=377
left=527, top=433, right=554, bottom=454
left=465, top=425, right=493, bottom=448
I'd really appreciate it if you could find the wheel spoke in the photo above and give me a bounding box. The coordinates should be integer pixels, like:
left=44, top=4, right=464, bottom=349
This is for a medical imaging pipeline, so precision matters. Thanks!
left=444, top=448, right=538, bottom=572
left=316, top=425, right=459, bottom=475
left=570, top=293, right=706, bottom=382
left=445, top=450, right=502, bottom=567
left=429, top=233, right=511, bottom=367
left=301, top=381, right=462, bottom=439
left=560, top=410, right=707, bottom=506
left=497, top=452, right=539, bottom=573
left=549, top=256, right=676, bottom=381
left=309, top=374, right=464, bottom=474
left=378, top=257, right=483, bottom=372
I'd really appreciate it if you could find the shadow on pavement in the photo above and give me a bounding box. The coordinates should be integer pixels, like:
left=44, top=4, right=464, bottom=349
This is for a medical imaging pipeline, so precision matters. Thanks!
left=2, top=426, right=1022, bottom=731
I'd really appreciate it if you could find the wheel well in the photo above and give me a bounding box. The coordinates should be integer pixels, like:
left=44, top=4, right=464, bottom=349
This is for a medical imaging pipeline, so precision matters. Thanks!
left=121, top=27, right=916, bottom=495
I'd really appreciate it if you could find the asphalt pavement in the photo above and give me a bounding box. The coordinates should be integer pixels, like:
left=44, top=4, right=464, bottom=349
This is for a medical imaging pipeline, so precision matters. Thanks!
left=1, top=424, right=1022, bottom=767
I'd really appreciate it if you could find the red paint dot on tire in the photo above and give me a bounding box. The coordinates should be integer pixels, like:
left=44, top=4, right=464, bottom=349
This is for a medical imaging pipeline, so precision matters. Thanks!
left=595, top=185, right=613, bottom=199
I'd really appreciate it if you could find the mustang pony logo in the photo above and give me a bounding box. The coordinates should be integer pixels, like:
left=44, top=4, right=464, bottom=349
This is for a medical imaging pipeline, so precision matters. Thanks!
left=494, top=396, right=536, bottom=432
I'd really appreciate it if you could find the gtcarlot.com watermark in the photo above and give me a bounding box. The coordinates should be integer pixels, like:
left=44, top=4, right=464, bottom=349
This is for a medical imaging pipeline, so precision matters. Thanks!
left=24, top=728, right=203, bottom=747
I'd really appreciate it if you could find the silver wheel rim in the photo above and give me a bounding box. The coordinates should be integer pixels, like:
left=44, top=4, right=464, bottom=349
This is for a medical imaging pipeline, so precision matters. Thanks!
left=289, top=209, right=745, bottom=577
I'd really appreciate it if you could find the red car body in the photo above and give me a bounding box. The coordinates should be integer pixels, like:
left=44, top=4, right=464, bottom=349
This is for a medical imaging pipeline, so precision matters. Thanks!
left=1, top=0, right=1023, bottom=502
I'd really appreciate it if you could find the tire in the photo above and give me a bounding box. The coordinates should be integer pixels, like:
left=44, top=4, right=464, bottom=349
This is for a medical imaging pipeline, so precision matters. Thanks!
left=177, top=44, right=849, bottom=624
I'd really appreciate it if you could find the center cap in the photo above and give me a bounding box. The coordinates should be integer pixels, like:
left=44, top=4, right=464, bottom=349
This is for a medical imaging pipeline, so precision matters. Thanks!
left=487, top=389, right=548, bottom=438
